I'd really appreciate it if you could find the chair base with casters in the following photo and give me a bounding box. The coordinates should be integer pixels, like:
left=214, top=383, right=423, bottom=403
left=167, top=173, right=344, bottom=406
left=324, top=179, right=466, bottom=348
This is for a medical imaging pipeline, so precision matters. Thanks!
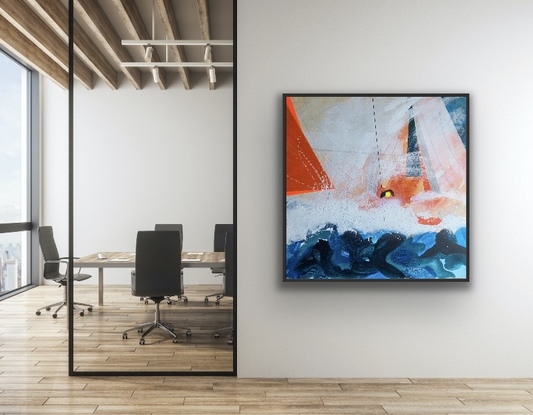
left=35, top=279, right=93, bottom=318
left=204, top=270, right=228, bottom=305
left=204, top=271, right=223, bottom=303
left=164, top=294, right=188, bottom=305
left=214, top=326, right=233, bottom=345
left=141, top=293, right=188, bottom=305
left=142, top=292, right=188, bottom=305
left=204, top=291, right=222, bottom=303
left=122, top=297, right=192, bottom=345
left=205, top=292, right=228, bottom=305
left=139, top=295, right=189, bottom=305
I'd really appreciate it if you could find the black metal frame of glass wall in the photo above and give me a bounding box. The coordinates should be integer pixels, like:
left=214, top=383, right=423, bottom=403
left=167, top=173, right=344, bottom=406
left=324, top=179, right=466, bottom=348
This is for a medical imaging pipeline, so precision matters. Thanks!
left=67, top=0, right=238, bottom=377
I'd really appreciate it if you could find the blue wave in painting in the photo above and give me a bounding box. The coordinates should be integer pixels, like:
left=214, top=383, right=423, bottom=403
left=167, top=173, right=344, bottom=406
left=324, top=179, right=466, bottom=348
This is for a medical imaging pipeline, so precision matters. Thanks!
left=286, top=224, right=467, bottom=280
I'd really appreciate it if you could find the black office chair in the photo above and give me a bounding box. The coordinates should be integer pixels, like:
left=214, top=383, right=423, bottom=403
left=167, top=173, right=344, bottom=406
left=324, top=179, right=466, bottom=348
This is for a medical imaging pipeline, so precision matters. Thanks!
left=154, top=224, right=183, bottom=247
left=154, top=224, right=187, bottom=304
left=205, top=223, right=233, bottom=303
left=139, top=224, right=187, bottom=305
left=35, top=226, right=94, bottom=318
left=122, top=230, right=191, bottom=345
left=214, top=230, right=234, bottom=345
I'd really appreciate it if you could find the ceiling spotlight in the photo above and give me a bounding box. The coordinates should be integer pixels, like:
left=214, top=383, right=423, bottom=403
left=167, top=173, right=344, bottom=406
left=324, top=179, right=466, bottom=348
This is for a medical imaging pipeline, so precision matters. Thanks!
left=151, top=66, right=159, bottom=83
left=208, top=66, right=216, bottom=83
left=203, top=44, right=212, bottom=63
left=145, top=45, right=153, bottom=60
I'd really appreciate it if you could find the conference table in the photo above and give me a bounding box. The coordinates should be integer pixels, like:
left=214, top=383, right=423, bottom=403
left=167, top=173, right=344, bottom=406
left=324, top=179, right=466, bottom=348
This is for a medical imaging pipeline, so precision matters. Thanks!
left=75, top=251, right=225, bottom=306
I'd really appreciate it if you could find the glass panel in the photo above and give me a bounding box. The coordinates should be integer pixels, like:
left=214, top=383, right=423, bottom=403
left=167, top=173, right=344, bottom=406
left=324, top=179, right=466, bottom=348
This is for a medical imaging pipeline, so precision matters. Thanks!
left=70, top=0, right=235, bottom=374
left=0, top=52, right=29, bottom=223
left=0, top=231, right=30, bottom=294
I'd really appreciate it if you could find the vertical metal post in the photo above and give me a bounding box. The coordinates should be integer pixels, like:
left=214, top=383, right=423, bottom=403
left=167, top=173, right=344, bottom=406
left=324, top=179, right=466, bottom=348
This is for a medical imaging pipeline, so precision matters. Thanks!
left=68, top=0, right=74, bottom=376
left=232, top=0, right=237, bottom=376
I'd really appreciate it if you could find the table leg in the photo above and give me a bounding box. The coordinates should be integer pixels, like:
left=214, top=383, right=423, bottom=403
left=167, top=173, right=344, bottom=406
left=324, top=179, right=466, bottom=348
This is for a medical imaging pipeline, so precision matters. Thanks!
left=98, top=267, right=104, bottom=306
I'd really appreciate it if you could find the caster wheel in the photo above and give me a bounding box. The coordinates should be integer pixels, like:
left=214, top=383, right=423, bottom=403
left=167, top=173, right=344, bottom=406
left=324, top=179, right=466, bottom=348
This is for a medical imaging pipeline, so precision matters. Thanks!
left=46, top=307, right=51, bottom=311
left=184, top=298, right=188, bottom=303
left=52, top=314, right=57, bottom=318
left=204, top=298, right=209, bottom=303
left=139, top=338, right=145, bottom=345
left=167, top=299, right=172, bottom=305
left=88, top=307, right=93, bottom=312
left=79, top=311, right=84, bottom=316
left=214, top=333, right=220, bottom=338
left=36, top=311, right=41, bottom=316
left=186, top=330, right=192, bottom=337
left=137, top=328, right=143, bottom=333
left=172, top=338, right=179, bottom=343
left=215, top=300, right=220, bottom=305
left=122, top=333, right=127, bottom=339
left=228, top=339, right=233, bottom=345
left=144, top=300, right=149, bottom=304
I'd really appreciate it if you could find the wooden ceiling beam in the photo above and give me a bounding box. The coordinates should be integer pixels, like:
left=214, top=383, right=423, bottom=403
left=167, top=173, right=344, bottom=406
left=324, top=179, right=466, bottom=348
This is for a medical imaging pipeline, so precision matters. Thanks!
left=196, top=0, right=215, bottom=90
left=0, top=15, right=67, bottom=89
left=154, top=0, right=191, bottom=90
left=26, top=0, right=118, bottom=90
left=0, top=0, right=92, bottom=89
left=112, top=0, right=167, bottom=90
left=75, top=0, right=142, bottom=90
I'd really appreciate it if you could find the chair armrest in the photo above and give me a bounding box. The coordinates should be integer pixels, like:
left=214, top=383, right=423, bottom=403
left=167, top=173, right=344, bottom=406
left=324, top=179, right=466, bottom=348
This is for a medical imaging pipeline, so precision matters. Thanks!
left=44, top=259, right=63, bottom=264
left=50, top=257, right=84, bottom=275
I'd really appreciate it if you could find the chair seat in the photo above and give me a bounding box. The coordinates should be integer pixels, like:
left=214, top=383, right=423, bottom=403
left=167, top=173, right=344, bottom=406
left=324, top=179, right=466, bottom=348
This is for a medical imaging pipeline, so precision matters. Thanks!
left=52, top=272, right=92, bottom=284
left=74, top=273, right=92, bottom=282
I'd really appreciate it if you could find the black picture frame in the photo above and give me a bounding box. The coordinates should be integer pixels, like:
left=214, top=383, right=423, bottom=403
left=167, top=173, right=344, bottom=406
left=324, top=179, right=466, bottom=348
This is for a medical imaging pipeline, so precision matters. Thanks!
left=283, top=93, right=469, bottom=282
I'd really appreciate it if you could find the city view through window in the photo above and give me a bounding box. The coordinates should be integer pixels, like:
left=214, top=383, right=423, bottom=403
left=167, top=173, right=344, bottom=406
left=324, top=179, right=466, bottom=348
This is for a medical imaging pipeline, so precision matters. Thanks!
left=0, top=51, right=31, bottom=295
left=0, top=233, right=28, bottom=294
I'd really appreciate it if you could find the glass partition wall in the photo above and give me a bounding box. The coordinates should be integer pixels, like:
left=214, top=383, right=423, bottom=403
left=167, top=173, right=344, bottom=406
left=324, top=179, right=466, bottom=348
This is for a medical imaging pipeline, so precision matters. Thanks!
left=68, top=0, right=236, bottom=375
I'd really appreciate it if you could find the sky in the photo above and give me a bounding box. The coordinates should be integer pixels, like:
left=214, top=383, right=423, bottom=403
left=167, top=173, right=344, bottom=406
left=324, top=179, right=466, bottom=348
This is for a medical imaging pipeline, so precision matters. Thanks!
left=0, top=51, right=25, bottom=224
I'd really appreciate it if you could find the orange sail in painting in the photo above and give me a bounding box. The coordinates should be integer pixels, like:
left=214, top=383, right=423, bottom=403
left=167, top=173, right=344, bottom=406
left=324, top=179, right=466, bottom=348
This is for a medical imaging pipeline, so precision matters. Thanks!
left=286, top=97, right=333, bottom=196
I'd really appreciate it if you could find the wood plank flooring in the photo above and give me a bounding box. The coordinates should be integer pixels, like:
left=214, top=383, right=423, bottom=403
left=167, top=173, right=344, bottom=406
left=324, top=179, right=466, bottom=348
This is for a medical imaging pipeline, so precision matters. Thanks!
left=1, top=284, right=233, bottom=374
left=2, top=286, right=533, bottom=414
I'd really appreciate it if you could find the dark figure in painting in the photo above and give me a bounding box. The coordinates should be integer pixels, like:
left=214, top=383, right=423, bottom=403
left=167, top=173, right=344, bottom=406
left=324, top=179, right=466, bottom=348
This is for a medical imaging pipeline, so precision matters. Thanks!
left=421, top=229, right=466, bottom=258
left=292, top=227, right=408, bottom=279
left=370, top=233, right=407, bottom=279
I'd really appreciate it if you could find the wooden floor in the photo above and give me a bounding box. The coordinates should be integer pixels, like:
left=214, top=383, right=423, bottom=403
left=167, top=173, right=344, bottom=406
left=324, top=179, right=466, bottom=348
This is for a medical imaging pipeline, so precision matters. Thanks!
left=2, top=287, right=533, bottom=414
left=2, top=284, right=234, bottom=374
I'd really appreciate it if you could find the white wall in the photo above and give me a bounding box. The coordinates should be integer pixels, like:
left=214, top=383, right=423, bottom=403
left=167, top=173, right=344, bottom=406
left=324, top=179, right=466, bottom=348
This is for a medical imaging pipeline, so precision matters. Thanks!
left=42, top=73, right=233, bottom=285
left=237, top=0, right=533, bottom=377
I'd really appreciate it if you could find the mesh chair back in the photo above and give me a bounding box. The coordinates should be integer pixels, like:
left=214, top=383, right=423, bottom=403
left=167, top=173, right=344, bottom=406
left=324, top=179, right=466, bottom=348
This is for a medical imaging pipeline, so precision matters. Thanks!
left=154, top=224, right=183, bottom=250
left=224, top=230, right=235, bottom=296
left=38, top=226, right=62, bottom=281
left=132, top=230, right=182, bottom=298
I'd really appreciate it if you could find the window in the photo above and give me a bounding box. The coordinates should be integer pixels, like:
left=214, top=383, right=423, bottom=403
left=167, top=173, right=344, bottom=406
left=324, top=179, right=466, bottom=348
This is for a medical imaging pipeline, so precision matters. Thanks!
left=0, top=50, right=39, bottom=297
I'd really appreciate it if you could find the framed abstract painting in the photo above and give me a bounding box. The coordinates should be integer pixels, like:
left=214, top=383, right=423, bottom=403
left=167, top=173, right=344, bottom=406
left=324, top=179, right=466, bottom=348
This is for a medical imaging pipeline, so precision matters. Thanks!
left=283, top=94, right=469, bottom=281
